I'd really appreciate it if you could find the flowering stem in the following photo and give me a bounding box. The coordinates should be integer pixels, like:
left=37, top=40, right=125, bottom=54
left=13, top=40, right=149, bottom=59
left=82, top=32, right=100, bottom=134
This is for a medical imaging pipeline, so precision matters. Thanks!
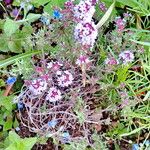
left=3, top=84, right=13, bottom=96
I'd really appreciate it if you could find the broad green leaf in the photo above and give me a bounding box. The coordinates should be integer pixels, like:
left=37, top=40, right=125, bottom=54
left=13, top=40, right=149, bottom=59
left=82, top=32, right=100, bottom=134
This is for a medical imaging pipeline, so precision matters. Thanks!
left=8, top=41, right=22, bottom=53
left=0, top=51, right=41, bottom=68
left=4, top=18, right=19, bottom=36
left=23, top=137, right=37, bottom=150
left=5, top=144, right=17, bottom=150
left=96, top=1, right=116, bottom=29
left=3, top=118, right=13, bottom=131
left=8, top=131, right=20, bottom=143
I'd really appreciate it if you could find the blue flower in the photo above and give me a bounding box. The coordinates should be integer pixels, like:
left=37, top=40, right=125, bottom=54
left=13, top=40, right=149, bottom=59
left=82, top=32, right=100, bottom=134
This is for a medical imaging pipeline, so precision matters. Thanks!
left=62, top=132, right=70, bottom=143
left=132, top=144, right=139, bottom=150
left=48, top=120, right=58, bottom=128
left=53, top=10, right=62, bottom=19
left=145, top=140, right=150, bottom=146
left=17, top=102, right=24, bottom=110
left=6, top=77, right=17, bottom=85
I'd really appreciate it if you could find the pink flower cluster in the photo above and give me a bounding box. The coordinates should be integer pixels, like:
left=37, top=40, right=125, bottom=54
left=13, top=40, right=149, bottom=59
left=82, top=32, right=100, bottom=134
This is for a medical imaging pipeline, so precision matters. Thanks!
left=105, top=50, right=134, bottom=66
left=73, top=0, right=96, bottom=22
left=73, top=0, right=98, bottom=47
left=76, top=55, right=90, bottom=66
left=74, top=21, right=98, bottom=47
left=28, top=78, right=48, bottom=95
left=27, top=61, right=74, bottom=102
left=57, top=70, right=74, bottom=87
left=46, top=87, right=62, bottom=102
left=119, top=50, right=134, bottom=64
left=99, top=2, right=107, bottom=12
left=47, top=61, right=63, bottom=71
left=105, top=57, right=119, bottom=65
left=115, top=17, right=126, bottom=32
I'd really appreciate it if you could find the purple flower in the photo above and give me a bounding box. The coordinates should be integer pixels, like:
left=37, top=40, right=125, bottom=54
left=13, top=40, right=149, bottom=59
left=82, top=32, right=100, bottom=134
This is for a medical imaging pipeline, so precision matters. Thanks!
left=6, top=77, right=17, bottom=85
left=46, top=87, right=62, bottom=102
left=105, top=57, right=119, bottom=65
left=99, top=2, right=107, bottom=12
left=57, top=70, right=74, bottom=87
left=76, top=55, right=90, bottom=65
left=47, top=61, right=63, bottom=71
left=115, top=17, right=126, bottom=32
left=4, top=0, right=12, bottom=5
left=119, top=50, right=134, bottom=64
left=12, top=8, right=19, bottom=17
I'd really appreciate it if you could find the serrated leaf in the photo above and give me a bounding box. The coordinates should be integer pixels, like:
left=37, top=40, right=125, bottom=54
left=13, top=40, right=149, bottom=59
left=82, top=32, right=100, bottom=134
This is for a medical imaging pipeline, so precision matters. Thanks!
left=4, top=18, right=19, bottom=36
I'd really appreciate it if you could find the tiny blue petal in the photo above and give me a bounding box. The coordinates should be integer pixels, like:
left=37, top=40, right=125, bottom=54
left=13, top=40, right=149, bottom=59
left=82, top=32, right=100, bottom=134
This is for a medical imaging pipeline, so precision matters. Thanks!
left=53, top=10, right=62, bottom=19
left=6, top=77, right=17, bottom=85
left=48, top=120, right=57, bottom=128
left=40, top=16, right=50, bottom=25
left=62, top=132, right=70, bottom=143
left=132, top=144, right=140, bottom=150
left=17, top=102, right=24, bottom=110
left=62, top=132, right=70, bottom=138
left=15, top=127, right=20, bottom=131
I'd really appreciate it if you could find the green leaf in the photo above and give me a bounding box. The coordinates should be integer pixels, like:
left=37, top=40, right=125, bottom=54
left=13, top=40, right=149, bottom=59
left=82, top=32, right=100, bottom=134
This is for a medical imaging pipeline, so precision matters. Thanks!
left=4, top=18, right=19, bottom=36
left=96, top=1, right=116, bottom=29
left=17, top=13, right=41, bottom=23
left=8, top=40, right=22, bottom=53
left=3, top=118, right=13, bottom=131
left=0, top=51, right=41, bottom=68
left=8, top=131, right=20, bottom=143
left=130, top=39, right=150, bottom=47
left=23, top=137, right=37, bottom=150
left=0, top=79, right=5, bottom=87
left=0, top=95, right=13, bottom=111
left=5, top=144, right=17, bottom=150
left=44, top=0, right=66, bottom=15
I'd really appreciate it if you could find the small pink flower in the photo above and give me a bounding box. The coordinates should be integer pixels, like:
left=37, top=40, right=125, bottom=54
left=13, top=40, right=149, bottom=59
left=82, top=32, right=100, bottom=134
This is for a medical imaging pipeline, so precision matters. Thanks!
left=115, top=17, right=126, bottom=32
left=64, top=0, right=74, bottom=9
left=35, top=67, right=44, bottom=73
left=105, top=57, right=119, bottom=65
left=74, top=21, right=98, bottom=47
left=119, top=50, right=134, bottom=64
left=76, top=55, right=90, bottom=65
left=47, top=61, right=63, bottom=71
left=99, top=2, right=107, bottom=12
left=29, top=78, right=47, bottom=95
left=46, top=87, right=62, bottom=102
left=57, top=71, right=74, bottom=87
